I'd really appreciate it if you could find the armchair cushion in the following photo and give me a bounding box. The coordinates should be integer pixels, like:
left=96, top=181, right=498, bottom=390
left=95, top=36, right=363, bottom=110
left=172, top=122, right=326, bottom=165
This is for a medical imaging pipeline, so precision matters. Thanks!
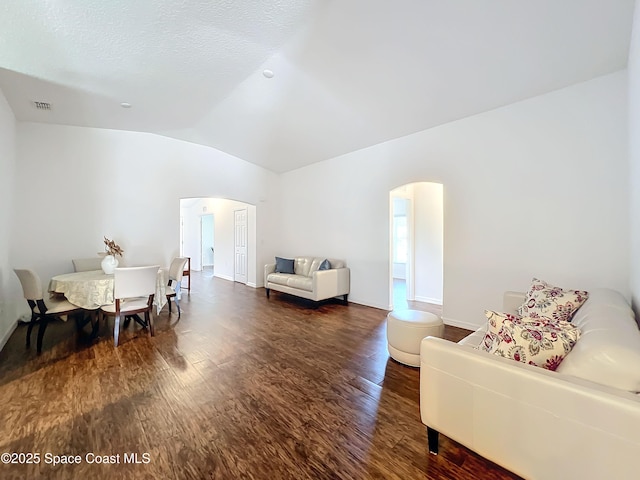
left=101, top=297, right=151, bottom=313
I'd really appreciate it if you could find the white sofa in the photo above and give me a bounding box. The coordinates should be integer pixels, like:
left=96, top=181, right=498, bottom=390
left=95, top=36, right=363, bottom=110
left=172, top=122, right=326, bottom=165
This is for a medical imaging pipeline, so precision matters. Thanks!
left=420, top=288, right=640, bottom=480
left=264, top=256, right=350, bottom=304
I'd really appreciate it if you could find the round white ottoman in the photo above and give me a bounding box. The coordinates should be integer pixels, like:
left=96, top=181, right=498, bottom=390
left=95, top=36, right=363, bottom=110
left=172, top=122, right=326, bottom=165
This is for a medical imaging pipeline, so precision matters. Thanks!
left=386, top=309, right=444, bottom=367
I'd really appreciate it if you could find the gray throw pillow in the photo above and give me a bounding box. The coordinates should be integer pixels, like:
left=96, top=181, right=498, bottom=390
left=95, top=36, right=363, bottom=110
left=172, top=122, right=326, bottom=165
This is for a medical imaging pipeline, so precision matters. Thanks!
left=319, top=259, right=331, bottom=270
left=275, top=257, right=295, bottom=274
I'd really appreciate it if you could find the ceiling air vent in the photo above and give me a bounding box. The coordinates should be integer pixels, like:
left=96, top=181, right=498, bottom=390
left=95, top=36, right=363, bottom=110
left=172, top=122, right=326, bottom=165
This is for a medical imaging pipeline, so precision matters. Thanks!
left=33, top=101, right=52, bottom=110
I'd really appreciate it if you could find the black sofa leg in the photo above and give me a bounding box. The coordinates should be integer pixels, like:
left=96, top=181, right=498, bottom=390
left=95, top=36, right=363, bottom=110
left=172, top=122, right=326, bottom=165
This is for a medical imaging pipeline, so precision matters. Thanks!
left=266, top=288, right=270, bottom=298
left=343, top=294, right=348, bottom=305
left=427, top=427, right=439, bottom=455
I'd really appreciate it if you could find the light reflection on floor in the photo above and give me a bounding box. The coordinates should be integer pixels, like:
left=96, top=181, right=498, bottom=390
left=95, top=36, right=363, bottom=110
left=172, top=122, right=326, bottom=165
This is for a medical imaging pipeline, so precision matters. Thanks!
left=392, top=278, right=409, bottom=310
left=392, top=278, right=442, bottom=316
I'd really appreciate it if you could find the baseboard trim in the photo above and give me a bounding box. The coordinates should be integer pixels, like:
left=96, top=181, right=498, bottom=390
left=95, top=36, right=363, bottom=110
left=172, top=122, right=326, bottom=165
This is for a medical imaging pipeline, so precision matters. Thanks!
left=414, top=295, right=443, bottom=305
left=442, top=316, right=479, bottom=331
left=0, top=321, right=18, bottom=352
left=214, top=273, right=234, bottom=282
left=347, top=298, right=390, bottom=311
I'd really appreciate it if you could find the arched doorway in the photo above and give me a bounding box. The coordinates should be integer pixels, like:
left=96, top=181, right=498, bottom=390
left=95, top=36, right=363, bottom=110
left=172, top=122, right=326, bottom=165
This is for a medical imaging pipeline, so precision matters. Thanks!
left=389, top=182, right=443, bottom=310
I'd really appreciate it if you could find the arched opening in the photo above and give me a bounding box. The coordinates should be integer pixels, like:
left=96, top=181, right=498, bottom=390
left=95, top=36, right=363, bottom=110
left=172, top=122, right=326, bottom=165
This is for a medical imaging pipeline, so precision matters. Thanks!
left=179, top=197, right=257, bottom=286
left=389, top=182, right=443, bottom=310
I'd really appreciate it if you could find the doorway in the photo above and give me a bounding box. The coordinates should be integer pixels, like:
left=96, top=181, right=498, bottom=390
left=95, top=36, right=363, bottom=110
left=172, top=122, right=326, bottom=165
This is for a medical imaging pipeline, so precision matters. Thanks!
left=201, top=214, right=214, bottom=275
left=180, top=198, right=256, bottom=286
left=389, top=182, right=443, bottom=310
left=392, top=196, right=412, bottom=308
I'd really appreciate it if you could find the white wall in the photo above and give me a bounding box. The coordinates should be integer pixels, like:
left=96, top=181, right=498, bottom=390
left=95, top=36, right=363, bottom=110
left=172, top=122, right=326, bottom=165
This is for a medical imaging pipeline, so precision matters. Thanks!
left=280, top=71, right=629, bottom=329
left=0, top=88, right=17, bottom=348
left=413, top=182, right=443, bottom=305
left=629, top=0, right=640, bottom=324
left=1, top=65, right=631, bottom=340
left=10, top=123, right=280, bottom=319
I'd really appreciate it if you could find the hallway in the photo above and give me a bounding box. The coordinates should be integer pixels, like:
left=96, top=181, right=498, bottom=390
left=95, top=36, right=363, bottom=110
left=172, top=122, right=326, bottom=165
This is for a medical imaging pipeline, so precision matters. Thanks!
left=392, top=278, right=442, bottom=316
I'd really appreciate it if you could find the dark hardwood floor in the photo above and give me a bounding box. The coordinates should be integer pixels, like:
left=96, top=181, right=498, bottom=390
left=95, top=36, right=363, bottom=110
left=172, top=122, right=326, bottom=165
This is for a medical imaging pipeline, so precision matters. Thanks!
left=0, top=272, right=520, bottom=480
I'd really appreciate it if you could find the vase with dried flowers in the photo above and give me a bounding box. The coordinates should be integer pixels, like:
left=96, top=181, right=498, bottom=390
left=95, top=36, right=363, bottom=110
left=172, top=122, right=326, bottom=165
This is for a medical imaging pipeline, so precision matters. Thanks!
left=101, top=236, right=124, bottom=274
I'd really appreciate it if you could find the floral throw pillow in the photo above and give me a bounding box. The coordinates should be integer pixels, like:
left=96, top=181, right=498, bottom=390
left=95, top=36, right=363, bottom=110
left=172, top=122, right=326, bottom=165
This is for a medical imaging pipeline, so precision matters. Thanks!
left=477, top=311, right=520, bottom=353
left=517, top=278, right=588, bottom=323
left=482, top=310, right=581, bottom=371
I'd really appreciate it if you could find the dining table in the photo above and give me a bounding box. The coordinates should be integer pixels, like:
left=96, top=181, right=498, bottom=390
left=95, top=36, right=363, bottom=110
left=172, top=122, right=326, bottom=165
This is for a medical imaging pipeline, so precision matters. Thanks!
left=48, top=269, right=168, bottom=314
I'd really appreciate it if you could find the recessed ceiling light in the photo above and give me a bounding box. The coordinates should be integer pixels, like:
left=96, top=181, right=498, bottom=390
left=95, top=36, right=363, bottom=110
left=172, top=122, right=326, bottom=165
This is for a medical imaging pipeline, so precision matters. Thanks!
left=120, top=102, right=132, bottom=108
left=262, top=69, right=274, bottom=79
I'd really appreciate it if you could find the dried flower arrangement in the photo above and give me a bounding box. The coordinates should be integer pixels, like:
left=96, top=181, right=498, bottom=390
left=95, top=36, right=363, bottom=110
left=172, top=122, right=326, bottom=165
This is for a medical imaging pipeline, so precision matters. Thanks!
left=103, top=236, right=124, bottom=257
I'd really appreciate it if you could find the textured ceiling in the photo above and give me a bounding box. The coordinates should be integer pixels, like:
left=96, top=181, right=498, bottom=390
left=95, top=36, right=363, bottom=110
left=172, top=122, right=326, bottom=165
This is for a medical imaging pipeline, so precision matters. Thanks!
left=0, top=0, right=635, bottom=173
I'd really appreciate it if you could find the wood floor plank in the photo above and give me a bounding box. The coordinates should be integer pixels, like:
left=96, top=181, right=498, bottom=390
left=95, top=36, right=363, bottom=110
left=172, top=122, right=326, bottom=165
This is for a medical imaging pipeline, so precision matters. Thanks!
left=0, top=271, right=521, bottom=480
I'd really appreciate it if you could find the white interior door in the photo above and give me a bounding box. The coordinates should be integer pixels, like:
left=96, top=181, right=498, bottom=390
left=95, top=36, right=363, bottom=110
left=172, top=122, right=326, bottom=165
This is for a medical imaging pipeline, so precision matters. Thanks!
left=234, top=208, right=248, bottom=284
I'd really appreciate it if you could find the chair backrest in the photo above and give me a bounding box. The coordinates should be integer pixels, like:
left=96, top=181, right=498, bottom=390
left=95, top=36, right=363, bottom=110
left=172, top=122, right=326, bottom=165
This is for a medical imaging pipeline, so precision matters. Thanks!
left=168, top=257, right=189, bottom=282
left=113, top=265, right=159, bottom=299
left=72, top=257, right=103, bottom=272
left=14, top=269, right=43, bottom=301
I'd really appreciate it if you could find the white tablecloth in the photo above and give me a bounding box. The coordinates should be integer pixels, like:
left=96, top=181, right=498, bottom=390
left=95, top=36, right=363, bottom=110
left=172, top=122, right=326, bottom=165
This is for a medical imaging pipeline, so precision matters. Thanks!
left=49, top=269, right=167, bottom=313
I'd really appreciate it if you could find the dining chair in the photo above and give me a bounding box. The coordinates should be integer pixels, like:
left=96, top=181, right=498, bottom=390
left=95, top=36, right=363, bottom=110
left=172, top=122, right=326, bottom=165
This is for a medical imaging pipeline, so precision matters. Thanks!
left=100, top=265, right=159, bottom=347
left=166, top=257, right=189, bottom=318
left=13, top=269, right=83, bottom=354
left=72, top=257, right=103, bottom=272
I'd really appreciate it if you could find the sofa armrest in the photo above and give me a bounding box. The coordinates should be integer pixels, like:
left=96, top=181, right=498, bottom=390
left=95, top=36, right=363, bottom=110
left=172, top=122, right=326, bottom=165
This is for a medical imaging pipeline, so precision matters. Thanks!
left=420, top=336, right=640, bottom=480
left=312, top=267, right=350, bottom=301
left=264, top=263, right=276, bottom=286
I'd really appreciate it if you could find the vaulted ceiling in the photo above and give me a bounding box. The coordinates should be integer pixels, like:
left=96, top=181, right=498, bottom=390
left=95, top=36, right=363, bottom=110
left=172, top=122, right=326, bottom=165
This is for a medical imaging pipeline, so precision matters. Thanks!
left=0, top=1, right=635, bottom=173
